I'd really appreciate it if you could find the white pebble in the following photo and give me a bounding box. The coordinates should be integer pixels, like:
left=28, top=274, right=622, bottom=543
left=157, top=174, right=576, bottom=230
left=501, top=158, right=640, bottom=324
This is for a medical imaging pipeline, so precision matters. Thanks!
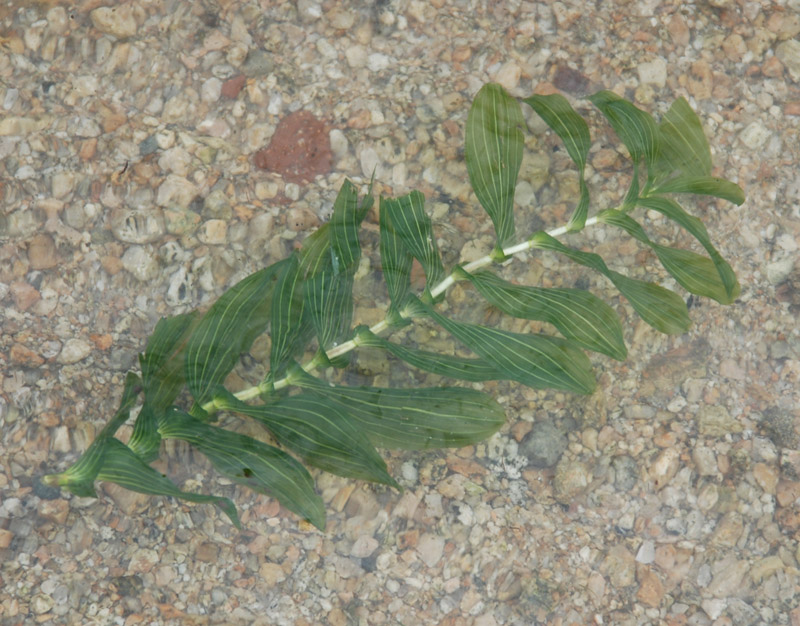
left=121, top=245, right=159, bottom=281
left=201, top=77, right=222, bottom=103
left=739, top=120, right=771, bottom=149
left=329, top=128, right=349, bottom=158
left=637, top=58, right=667, bottom=87
left=58, top=338, right=92, bottom=364
left=367, top=53, right=390, bottom=72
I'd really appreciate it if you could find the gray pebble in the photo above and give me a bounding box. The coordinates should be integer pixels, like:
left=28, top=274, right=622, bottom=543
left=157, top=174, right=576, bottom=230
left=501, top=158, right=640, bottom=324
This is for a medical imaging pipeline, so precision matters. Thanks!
left=242, top=49, right=273, bottom=77
left=611, top=455, right=638, bottom=491
left=519, top=420, right=567, bottom=468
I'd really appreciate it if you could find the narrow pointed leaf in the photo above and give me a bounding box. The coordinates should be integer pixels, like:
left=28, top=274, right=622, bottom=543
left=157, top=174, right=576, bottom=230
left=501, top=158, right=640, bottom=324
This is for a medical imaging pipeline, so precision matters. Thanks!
left=379, top=198, right=413, bottom=318
left=291, top=364, right=505, bottom=450
left=381, top=191, right=444, bottom=299
left=97, top=438, right=241, bottom=528
left=304, top=268, right=354, bottom=355
left=637, top=196, right=740, bottom=302
left=415, top=298, right=595, bottom=394
left=354, top=325, right=506, bottom=381
left=456, top=267, right=626, bottom=360
left=159, top=409, right=325, bottom=530
left=218, top=391, right=398, bottom=487
left=598, top=209, right=739, bottom=304
left=530, top=231, right=690, bottom=334
left=298, top=223, right=332, bottom=279
left=524, top=93, right=591, bottom=230
left=185, top=260, right=287, bottom=407
left=653, top=97, right=712, bottom=182
left=649, top=175, right=745, bottom=205
left=42, top=372, right=143, bottom=496
left=466, top=82, right=523, bottom=249
left=270, top=253, right=311, bottom=378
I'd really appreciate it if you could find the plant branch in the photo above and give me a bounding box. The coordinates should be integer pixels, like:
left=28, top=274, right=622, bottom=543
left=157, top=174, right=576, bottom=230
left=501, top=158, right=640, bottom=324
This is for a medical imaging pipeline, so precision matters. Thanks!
left=203, top=214, right=602, bottom=414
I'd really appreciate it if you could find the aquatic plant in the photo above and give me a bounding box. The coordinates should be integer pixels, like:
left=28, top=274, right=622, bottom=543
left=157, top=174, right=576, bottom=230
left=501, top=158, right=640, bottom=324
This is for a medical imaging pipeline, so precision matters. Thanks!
left=43, top=83, right=744, bottom=529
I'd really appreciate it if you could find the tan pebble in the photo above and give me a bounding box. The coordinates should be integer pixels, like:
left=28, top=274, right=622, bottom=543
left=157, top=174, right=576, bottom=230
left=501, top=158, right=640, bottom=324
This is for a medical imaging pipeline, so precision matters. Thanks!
left=57, top=338, right=92, bottom=364
left=37, top=499, right=69, bottom=525
left=259, top=561, right=286, bottom=585
left=668, top=14, right=690, bottom=46
left=347, top=108, right=372, bottom=129
left=603, top=545, right=635, bottom=588
left=51, top=425, right=71, bottom=453
left=776, top=480, right=800, bottom=507
left=636, top=566, right=665, bottom=607
left=494, top=62, right=521, bottom=91
left=197, top=219, right=227, bottom=245
left=416, top=533, right=444, bottom=567
left=763, top=56, right=784, bottom=78
left=79, top=138, right=97, bottom=160
left=649, top=447, right=679, bottom=490
left=350, top=535, right=379, bottom=558
left=10, top=343, right=44, bottom=367
left=127, top=548, right=159, bottom=574
left=331, top=484, right=356, bottom=513
left=0, top=528, right=14, bottom=548
left=103, top=111, right=127, bottom=133
left=753, top=462, right=778, bottom=494
left=711, top=511, right=744, bottom=548
left=27, top=233, right=58, bottom=270
left=707, top=559, right=749, bottom=598
left=587, top=571, right=606, bottom=600
left=196, top=542, right=219, bottom=562
left=11, top=281, right=41, bottom=311
left=103, top=482, right=151, bottom=516
left=452, top=45, right=471, bottom=63
left=154, top=565, right=175, bottom=587
left=90, top=6, right=138, bottom=38
left=750, top=555, right=784, bottom=584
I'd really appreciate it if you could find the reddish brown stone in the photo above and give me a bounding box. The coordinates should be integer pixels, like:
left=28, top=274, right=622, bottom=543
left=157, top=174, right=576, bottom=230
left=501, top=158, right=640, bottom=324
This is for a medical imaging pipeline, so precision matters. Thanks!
left=10, top=343, right=44, bottom=367
left=221, top=75, right=246, bottom=99
left=253, top=111, right=332, bottom=184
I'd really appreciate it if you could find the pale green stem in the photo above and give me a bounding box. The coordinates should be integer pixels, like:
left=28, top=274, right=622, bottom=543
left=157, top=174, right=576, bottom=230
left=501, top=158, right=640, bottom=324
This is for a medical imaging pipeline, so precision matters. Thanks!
left=203, top=214, right=601, bottom=413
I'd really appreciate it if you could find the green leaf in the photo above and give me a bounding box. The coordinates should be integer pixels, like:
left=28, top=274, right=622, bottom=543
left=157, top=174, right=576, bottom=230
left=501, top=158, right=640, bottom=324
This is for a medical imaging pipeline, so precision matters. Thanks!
left=218, top=390, right=398, bottom=487
left=139, top=312, right=198, bottom=412
left=304, top=268, right=354, bottom=360
left=597, top=209, right=739, bottom=304
left=653, top=97, right=712, bottom=182
left=42, top=372, right=143, bottom=496
left=354, top=325, right=506, bottom=382
left=330, top=179, right=370, bottom=274
left=185, top=260, right=287, bottom=409
left=523, top=93, right=591, bottom=230
left=291, top=364, right=506, bottom=450
left=637, top=196, right=740, bottom=303
left=456, top=267, right=626, bottom=360
left=589, top=91, right=659, bottom=176
left=649, top=175, right=745, bottom=205
left=466, top=82, right=524, bottom=250
left=381, top=191, right=445, bottom=300
left=415, top=297, right=596, bottom=395
left=530, top=231, right=690, bottom=334
left=379, top=198, right=413, bottom=319
left=97, top=438, right=241, bottom=528
left=298, top=223, right=332, bottom=279
left=159, top=409, right=325, bottom=530
left=270, top=253, right=312, bottom=379
left=127, top=402, right=161, bottom=463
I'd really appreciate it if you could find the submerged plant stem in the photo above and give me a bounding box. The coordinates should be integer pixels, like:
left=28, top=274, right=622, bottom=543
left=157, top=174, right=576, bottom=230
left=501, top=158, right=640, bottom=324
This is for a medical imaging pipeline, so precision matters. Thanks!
left=203, top=215, right=601, bottom=414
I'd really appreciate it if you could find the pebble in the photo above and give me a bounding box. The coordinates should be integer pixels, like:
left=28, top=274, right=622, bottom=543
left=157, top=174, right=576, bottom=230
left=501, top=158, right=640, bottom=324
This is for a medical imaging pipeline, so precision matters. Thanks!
left=111, top=209, right=165, bottom=244
left=121, top=245, right=159, bottom=281
left=90, top=6, right=138, bottom=38
left=637, top=58, right=667, bottom=87
left=367, top=53, right=391, bottom=72
left=51, top=171, right=76, bottom=198
left=553, top=458, right=590, bottom=502
left=519, top=420, right=567, bottom=468
left=494, top=62, right=521, bottom=91
left=156, top=175, right=198, bottom=208
left=611, top=455, right=639, bottom=491
left=57, top=339, right=92, bottom=364
left=776, top=40, right=800, bottom=83
left=345, top=45, right=367, bottom=68
left=27, top=234, right=58, bottom=270
left=350, top=535, right=379, bottom=558
left=707, top=558, right=749, bottom=597
left=197, top=220, right=228, bottom=245
left=739, top=120, right=772, bottom=149
left=697, top=405, right=742, bottom=437
left=416, top=534, right=444, bottom=568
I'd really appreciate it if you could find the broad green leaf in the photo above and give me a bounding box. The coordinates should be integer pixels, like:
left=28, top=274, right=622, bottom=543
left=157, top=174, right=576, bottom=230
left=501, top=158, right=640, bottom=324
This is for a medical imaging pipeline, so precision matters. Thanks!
left=304, top=268, right=354, bottom=359
left=291, top=364, right=506, bottom=450
left=597, top=209, right=739, bottom=304
left=159, top=409, right=325, bottom=530
left=530, top=231, right=690, bottom=334
left=466, top=83, right=523, bottom=251
left=381, top=191, right=445, bottom=300
left=524, top=93, right=591, bottom=230
left=379, top=198, right=413, bottom=321
left=139, top=312, right=198, bottom=412
left=456, top=267, right=626, bottom=360
left=653, top=97, right=712, bottom=182
left=97, top=438, right=241, bottom=528
left=649, top=175, right=745, bottom=205
left=637, top=196, right=740, bottom=302
left=269, top=253, right=311, bottom=379
left=353, top=325, right=506, bottom=381
left=589, top=91, right=659, bottom=176
left=127, top=402, right=161, bottom=463
left=218, top=391, right=398, bottom=487
left=415, top=297, right=596, bottom=394
left=185, top=260, right=287, bottom=409
left=298, top=223, right=332, bottom=279
left=330, top=179, right=371, bottom=274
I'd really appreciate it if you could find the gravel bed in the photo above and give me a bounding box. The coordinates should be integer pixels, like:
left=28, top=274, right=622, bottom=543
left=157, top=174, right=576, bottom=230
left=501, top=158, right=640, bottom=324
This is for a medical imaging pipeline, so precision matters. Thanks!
left=1, top=1, right=799, bottom=625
